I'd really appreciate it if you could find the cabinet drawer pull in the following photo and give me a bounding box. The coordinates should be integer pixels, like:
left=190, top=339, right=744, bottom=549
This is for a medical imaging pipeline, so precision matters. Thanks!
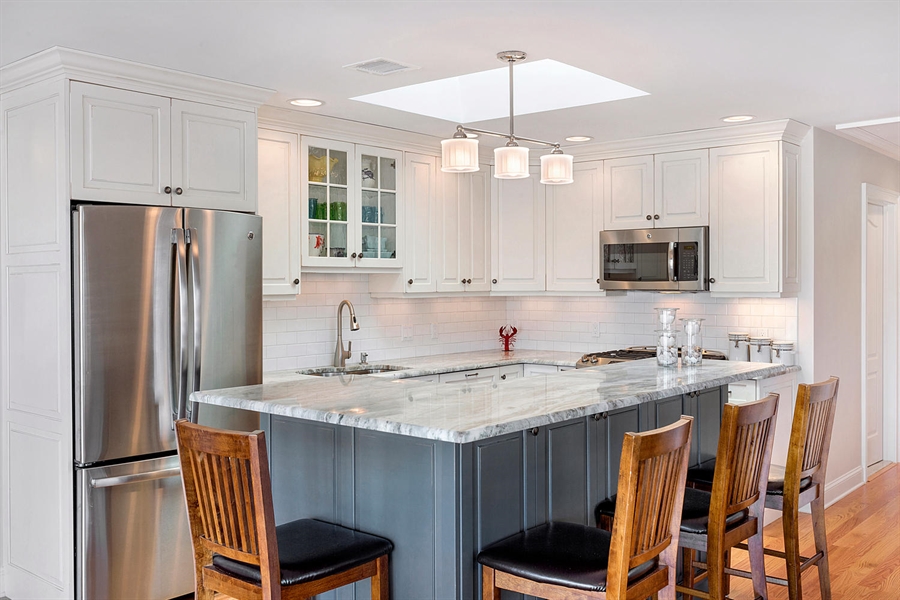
left=500, top=374, right=507, bottom=380
left=465, top=372, right=479, bottom=378
left=164, top=186, right=172, bottom=194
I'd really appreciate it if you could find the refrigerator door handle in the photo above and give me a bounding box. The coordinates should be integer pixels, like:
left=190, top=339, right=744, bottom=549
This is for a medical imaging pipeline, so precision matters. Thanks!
left=174, top=228, right=190, bottom=423
left=90, top=467, right=181, bottom=489
left=187, top=228, right=202, bottom=423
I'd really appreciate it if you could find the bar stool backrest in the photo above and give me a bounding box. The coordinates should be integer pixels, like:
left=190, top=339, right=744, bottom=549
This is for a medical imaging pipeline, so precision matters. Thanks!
left=607, top=416, right=693, bottom=598
left=711, top=393, right=780, bottom=519
left=175, top=420, right=281, bottom=594
left=789, top=377, right=840, bottom=487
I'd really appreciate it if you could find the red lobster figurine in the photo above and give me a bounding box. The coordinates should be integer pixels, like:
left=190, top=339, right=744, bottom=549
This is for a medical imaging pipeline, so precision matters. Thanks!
left=499, top=324, right=518, bottom=352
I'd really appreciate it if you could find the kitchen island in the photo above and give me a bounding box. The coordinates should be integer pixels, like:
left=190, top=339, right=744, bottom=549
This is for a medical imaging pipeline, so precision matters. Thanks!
left=193, top=354, right=796, bottom=600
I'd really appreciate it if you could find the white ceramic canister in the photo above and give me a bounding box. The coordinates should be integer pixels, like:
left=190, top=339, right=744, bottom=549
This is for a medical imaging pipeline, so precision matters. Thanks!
left=749, top=336, right=773, bottom=363
left=771, top=341, right=795, bottom=366
left=728, top=332, right=751, bottom=361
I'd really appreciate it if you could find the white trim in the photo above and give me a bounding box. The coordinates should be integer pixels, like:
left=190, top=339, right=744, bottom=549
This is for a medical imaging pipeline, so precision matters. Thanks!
left=823, top=465, right=865, bottom=507
left=0, top=47, right=274, bottom=109
left=861, top=183, right=900, bottom=480
left=837, top=126, right=900, bottom=161
left=836, top=116, right=900, bottom=129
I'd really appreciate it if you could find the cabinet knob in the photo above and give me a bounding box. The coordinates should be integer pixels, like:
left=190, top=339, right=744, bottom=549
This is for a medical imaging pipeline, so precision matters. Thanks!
left=492, top=279, right=498, bottom=284
left=351, top=252, right=358, bottom=259
left=597, top=278, right=601, bottom=284
left=408, top=279, right=413, bottom=285
left=646, top=214, right=652, bottom=220
left=654, top=214, right=660, bottom=220
left=500, top=374, right=507, bottom=380
left=164, top=186, right=172, bottom=194
left=175, top=187, right=183, bottom=195
left=461, top=278, right=466, bottom=284
left=293, top=278, right=299, bottom=285
left=709, top=278, right=716, bottom=284
left=530, top=427, right=540, bottom=436
left=467, top=278, right=472, bottom=284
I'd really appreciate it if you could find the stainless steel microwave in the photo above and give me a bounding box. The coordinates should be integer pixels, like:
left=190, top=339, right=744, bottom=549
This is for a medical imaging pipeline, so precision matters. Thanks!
left=600, top=227, right=709, bottom=291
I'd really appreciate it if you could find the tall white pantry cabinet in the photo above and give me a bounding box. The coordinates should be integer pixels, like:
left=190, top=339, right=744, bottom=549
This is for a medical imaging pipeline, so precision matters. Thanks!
left=0, top=47, right=271, bottom=599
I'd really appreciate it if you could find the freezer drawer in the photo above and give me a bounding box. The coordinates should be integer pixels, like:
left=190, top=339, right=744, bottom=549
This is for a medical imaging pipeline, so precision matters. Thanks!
left=77, top=455, right=194, bottom=600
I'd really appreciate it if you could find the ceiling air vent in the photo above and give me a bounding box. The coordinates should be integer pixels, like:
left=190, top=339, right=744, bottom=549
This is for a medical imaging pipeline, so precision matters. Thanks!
left=344, top=57, right=419, bottom=76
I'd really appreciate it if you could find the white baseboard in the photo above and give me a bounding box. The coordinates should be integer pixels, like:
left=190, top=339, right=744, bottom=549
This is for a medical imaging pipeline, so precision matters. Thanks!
left=824, top=465, right=865, bottom=507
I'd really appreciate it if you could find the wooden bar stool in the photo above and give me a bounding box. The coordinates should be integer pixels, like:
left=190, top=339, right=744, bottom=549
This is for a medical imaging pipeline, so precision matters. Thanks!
left=597, top=394, right=780, bottom=600
left=477, top=416, right=693, bottom=600
left=175, top=420, right=393, bottom=600
left=713, top=377, right=840, bottom=600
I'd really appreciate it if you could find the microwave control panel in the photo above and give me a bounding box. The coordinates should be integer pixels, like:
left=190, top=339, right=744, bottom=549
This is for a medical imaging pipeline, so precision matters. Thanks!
left=678, top=243, right=699, bottom=281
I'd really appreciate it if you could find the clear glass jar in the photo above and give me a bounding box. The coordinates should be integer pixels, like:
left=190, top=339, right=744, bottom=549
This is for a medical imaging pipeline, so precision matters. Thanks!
left=681, top=318, right=704, bottom=366
left=728, top=332, right=750, bottom=361
left=655, top=307, right=679, bottom=330
left=656, top=329, right=678, bottom=367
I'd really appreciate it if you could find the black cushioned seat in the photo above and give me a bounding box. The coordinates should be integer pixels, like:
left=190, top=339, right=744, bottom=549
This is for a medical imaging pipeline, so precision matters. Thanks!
left=687, top=459, right=812, bottom=496
left=477, top=521, right=657, bottom=592
left=595, top=488, right=748, bottom=535
left=211, top=519, right=393, bottom=586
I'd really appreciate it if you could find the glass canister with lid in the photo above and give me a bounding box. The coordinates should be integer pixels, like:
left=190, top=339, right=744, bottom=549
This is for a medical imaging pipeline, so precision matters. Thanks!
left=728, top=332, right=751, bottom=361
left=772, top=341, right=795, bottom=366
left=656, top=329, right=678, bottom=367
left=681, top=318, right=704, bottom=366
left=749, top=336, right=773, bottom=363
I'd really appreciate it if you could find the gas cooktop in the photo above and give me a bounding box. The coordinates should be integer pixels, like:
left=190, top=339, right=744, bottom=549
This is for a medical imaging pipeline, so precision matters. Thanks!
left=575, top=346, right=727, bottom=368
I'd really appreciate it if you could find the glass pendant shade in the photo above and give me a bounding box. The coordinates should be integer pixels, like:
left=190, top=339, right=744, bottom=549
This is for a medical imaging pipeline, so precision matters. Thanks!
left=441, top=138, right=479, bottom=173
left=493, top=146, right=530, bottom=179
left=540, top=153, right=574, bottom=184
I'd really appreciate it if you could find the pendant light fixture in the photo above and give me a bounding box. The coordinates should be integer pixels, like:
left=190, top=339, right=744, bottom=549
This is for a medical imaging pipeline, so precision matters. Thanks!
left=440, top=51, right=573, bottom=185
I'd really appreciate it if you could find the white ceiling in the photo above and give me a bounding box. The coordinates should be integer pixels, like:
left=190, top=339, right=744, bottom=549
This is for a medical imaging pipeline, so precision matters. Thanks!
left=2, top=1, right=899, bottom=152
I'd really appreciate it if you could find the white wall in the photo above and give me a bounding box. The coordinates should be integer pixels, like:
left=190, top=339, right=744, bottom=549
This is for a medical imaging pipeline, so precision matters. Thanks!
left=811, top=128, right=900, bottom=501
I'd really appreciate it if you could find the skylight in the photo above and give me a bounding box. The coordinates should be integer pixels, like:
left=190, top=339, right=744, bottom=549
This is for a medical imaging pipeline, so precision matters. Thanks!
left=351, top=59, right=649, bottom=123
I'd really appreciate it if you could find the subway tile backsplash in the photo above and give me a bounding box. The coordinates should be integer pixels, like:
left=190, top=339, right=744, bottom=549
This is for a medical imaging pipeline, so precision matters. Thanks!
left=263, top=275, right=798, bottom=371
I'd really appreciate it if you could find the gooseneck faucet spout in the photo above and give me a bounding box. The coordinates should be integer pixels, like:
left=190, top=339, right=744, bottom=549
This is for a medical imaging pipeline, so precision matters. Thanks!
left=334, top=300, right=360, bottom=367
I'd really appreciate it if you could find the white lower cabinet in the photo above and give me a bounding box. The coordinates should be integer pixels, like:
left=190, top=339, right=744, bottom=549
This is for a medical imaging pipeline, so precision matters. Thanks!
left=498, top=364, right=524, bottom=381
left=407, top=374, right=438, bottom=382
left=258, top=128, right=300, bottom=296
left=491, top=166, right=546, bottom=292
left=523, top=364, right=561, bottom=377
left=438, top=367, right=500, bottom=384
left=709, top=142, right=799, bottom=296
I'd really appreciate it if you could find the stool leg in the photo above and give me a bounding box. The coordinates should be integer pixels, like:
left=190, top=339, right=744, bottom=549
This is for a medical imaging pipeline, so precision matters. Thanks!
left=482, top=565, right=500, bottom=600
left=782, top=501, right=803, bottom=600
left=682, top=547, right=697, bottom=598
left=707, top=542, right=727, bottom=600
left=723, top=548, right=732, bottom=597
left=810, top=493, right=832, bottom=600
left=371, top=555, right=389, bottom=600
left=747, top=531, right=769, bottom=600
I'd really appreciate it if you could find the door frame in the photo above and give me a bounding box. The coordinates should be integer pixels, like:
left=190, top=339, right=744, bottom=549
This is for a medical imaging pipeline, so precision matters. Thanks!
left=860, top=183, right=900, bottom=477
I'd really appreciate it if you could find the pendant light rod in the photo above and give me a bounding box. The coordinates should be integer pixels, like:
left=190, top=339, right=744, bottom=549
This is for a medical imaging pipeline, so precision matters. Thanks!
left=453, top=125, right=561, bottom=150
left=508, top=54, right=516, bottom=146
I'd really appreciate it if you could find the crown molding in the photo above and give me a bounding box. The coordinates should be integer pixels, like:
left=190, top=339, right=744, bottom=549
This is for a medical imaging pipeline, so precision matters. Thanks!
left=0, top=47, right=274, bottom=109
left=567, top=119, right=811, bottom=161
left=833, top=125, right=900, bottom=162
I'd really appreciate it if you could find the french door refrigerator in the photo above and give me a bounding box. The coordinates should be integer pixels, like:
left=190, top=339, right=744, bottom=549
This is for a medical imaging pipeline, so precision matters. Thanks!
left=72, top=204, right=262, bottom=600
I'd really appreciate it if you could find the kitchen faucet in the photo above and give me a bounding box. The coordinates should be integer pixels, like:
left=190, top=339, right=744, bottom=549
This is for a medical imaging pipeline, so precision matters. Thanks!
left=334, top=300, right=359, bottom=367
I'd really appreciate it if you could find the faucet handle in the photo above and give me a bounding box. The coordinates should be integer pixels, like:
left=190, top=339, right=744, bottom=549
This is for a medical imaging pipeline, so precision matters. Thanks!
left=346, top=340, right=352, bottom=358
left=360, top=352, right=368, bottom=364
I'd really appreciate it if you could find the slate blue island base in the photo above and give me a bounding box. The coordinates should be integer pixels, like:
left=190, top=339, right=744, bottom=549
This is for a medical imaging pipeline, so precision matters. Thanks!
left=192, top=354, right=795, bottom=600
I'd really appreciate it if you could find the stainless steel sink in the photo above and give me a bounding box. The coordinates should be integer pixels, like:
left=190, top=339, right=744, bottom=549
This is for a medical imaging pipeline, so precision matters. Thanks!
left=296, top=366, right=407, bottom=377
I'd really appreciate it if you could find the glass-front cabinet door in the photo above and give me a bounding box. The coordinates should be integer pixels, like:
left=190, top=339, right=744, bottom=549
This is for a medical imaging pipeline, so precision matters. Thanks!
left=357, top=145, right=401, bottom=266
left=301, top=136, right=402, bottom=268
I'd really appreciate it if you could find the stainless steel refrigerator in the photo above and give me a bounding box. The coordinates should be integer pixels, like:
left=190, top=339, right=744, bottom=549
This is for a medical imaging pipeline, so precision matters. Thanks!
left=72, top=204, right=263, bottom=600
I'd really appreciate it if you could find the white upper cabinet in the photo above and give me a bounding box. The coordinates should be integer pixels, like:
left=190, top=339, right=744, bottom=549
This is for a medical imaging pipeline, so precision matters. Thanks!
left=603, top=155, right=654, bottom=230
left=70, top=82, right=257, bottom=212
left=403, top=152, right=438, bottom=293
left=709, top=141, right=799, bottom=296
left=171, top=100, right=257, bottom=212
left=437, top=166, right=490, bottom=293
left=491, top=166, right=546, bottom=292
left=258, top=128, right=300, bottom=296
left=546, top=161, right=603, bottom=292
left=653, top=149, right=709, bottom=228
left=301, top=136, right=402, bottom=270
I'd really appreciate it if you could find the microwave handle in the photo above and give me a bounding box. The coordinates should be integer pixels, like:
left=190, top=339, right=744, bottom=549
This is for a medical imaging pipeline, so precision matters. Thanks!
left=668, top=242, right=677, bottom=282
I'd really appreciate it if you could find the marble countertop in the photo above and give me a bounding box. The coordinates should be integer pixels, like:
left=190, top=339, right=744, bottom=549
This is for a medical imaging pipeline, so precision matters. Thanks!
left=194, top=351, right=798, bottom=443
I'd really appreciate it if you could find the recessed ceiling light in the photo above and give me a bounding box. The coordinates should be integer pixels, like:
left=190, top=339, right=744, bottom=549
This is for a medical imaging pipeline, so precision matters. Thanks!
left=289, top=98, right=323, bottom=107
left=565, top=135, right=593, bottom=142
left=722, top=115, right=754, bottom=123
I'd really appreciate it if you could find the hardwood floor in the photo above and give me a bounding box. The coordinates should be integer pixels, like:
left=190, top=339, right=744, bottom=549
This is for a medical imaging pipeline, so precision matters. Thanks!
left=728, top=464, right=900, bottom=599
